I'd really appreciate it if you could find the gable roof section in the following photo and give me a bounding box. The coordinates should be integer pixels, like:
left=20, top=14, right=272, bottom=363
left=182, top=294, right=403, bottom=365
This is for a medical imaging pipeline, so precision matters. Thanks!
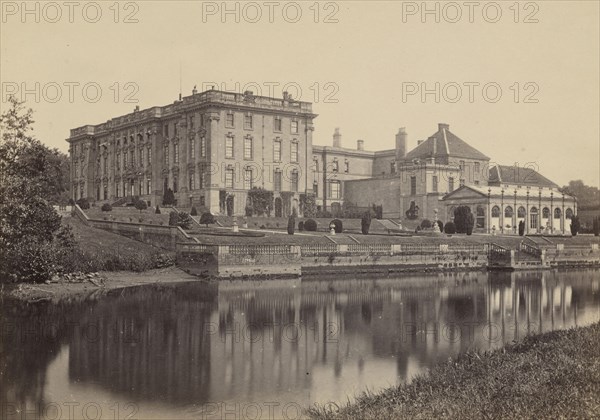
left=489, top=165, right=558, bottom=188
left=404, top=126, right=490, bottom=161
left=442, top=185, right=488, bottom=200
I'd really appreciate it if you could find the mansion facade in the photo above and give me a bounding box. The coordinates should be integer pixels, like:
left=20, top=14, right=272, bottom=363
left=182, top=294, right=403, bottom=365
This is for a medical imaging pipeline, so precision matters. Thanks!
left=68, top=89, right=576, bottom=233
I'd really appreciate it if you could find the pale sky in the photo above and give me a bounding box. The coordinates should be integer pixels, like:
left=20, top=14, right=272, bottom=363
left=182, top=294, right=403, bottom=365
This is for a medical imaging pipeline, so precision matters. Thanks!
left=1, top=0, right=598, bottom=187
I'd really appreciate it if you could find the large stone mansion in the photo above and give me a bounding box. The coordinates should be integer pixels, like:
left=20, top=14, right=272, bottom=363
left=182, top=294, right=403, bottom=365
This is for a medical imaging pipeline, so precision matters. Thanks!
left=68, top=88, right=576, bottom=234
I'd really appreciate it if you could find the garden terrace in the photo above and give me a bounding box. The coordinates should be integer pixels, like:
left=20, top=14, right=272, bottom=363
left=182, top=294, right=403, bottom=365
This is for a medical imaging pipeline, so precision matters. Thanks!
left=85, top=206, right=171, bottom=225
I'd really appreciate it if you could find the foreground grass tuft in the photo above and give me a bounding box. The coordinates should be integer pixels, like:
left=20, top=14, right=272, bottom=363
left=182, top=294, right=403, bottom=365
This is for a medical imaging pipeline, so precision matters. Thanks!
left=308, top=323, right=600, bottom=419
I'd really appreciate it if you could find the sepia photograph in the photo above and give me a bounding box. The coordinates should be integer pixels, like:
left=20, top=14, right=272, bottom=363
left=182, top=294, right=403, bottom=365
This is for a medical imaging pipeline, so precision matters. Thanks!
left=1, top=1, right=599, bottom=419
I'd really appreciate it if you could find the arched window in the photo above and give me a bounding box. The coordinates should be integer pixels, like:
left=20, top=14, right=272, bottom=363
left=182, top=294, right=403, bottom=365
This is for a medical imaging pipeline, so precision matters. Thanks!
left=554, top=208, right=561, bottom=219
left=565, top=208, right=573, bottom=219
left=491, top=206, right=500, bottom=217
left=542, top=207, right=550, bottom=218
left=517, top=206, right=526, bottom=218
left=530, top=207, right=538, bottom=214
left=504, top=206, right=513, bottom=218
left=476, top=205, right=485, bottom=228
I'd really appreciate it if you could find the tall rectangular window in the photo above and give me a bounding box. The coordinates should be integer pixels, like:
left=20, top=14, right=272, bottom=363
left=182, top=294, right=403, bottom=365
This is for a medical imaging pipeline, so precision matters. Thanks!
left=190, top=138, right=195, bottom=158
left=189, top=173, right=195, bottom=190
left=291, top=142, right=298, bottom=162
left=164, top=124, right=169, bottom=138
left=313, top=182, right=318, bottom=196
left=274, top=171, right=282, bottom=191
left=199, top=171, right=204, bottom=188
left=460, top=178, right=465, bottom=187
left=173, top=176, right=178, bottom=193
left=226, top=112, right=234, bottom=128
left=330, top=181, right=340, bottom=199
left=103, top=156, right=107, bottom=173
left=124, top=151, right=128, bottom=166
left=344, top=160, right=349, bottom=173
left=432, top=175, right=438, bottom=192
left=474, top=162, right=480, bottom=174
left=174, top=122, right=178, bottom=137
left=164, top=145, right=169, bottom=165
left=291, top=120, right=298, bottom=134
left=225, top=136, right=234, bottom=158
left=189, top=114, right=194, bottom=130
left=115, top=181, right=120, bottom=198
left=244, top=114, right=253, bottom=130
left=449, top=177, right=455, bottom=192
left=225, top=169, right=234, bottom=188
left=244, top=137, right=253, bottom=160
left=244, top=168, right=253, bottom=190
left=200, top=137, right=206, bottom=157
left=147, top=147, right=152, bottom=165
left=174, top=143, right=179, bottom=163
left=130, top=149, right=135, bottom=166
left=273, top=140, right=281, bottom=161
left=291, top=171, right=298, bottom=192
left=410, top=176, right=416, bottom=196
left=147, top=179, right=152, bottom=195
left=140, top=148, right=144, bottom=166
left=274, top=116, right=282, bottom=131
left=459, top=160, right=465, bottom=172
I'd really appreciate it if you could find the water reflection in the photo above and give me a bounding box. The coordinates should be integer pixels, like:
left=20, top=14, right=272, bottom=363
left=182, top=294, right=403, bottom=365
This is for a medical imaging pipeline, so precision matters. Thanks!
left=1, top=270, right=599, bottom=419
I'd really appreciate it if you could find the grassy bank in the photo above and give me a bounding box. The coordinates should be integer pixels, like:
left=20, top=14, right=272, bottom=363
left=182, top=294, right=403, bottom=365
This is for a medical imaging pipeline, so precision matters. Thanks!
left=308, top=322, right=600, bottom=419
left=62, top=217, right=175, bottom=272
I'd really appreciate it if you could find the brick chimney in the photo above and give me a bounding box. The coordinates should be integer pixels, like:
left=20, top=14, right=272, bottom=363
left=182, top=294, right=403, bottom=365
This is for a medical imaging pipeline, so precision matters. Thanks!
left=333, top=128, right=341, bottom=148
left=395, top=127, right=407, bottom=161
left=438, top=123, right=449, bottom=131
left=357, top=139, right=364, bottom=151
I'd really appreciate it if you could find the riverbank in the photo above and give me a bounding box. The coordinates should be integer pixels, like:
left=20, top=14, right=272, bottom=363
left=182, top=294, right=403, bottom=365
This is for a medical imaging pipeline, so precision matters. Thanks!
left=308, top=322, right=600, bottom=419
left=1, top=266, right=201, bottom=303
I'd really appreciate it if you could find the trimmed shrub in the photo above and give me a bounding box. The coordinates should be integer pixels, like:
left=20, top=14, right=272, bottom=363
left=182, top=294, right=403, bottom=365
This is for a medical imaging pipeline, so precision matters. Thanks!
left=76, top=198, right=90, bottom=209
left=420, top=219, right=432, bottom=229
left=134, top=199, right=147, bottom=213
left=593, top=217, right=599, bottom=237
left=570, top=215, right=581, bottom=236
left=298, top=221, right=305, bottom=231
left=436, top=220, right=444, bottom=232
left=101, top=203, right=112, bottom=212
left=518, top=220, right=525, bottom=236
left=199, top=212, right=216, bottom=227
left=330, top=219, right=343, bottom=234
left=454, top=206, right=473, bottom=234
left=168, top=211, right=179, bottom=226
left=287, top=214, right=295, bottom=235
left=361, top=211, right=372, bottom=235
left=304, top=219, right=318, bottom=231
left=162, top=188, right=175, bottom=205
left=444, top=221, right=456, bottom=234
left=466, top=213, right=474, bottom=235
left=190, top=206, right=198, bottom=216
left=155, top=205, right=161, bottom=214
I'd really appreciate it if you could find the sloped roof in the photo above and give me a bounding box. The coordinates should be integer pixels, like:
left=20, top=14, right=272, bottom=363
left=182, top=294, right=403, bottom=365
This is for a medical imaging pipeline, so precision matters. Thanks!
left=443, top=185, right=575, bottom=201
left=404, top=126, right=490, bottom=161
left=489, top=165, right=558, bottom=188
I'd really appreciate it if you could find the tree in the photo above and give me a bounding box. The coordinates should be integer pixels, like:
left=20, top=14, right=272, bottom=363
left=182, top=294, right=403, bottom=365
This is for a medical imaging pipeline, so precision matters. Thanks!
left=155, top=205, right=161, bottom=214
left=168, top=211, right=179, bottom=226
left=436, top=220, right=444, bottom=232
left=246, top=187, right=274, bottom=216
left=454, top=206, right=473, bottom=234
left=0, top=97, right=75, bottom=282
left=162, top=188, right=175, bottom=205
left=287, top=213, right=295, bottom=235
left=330, top=219, right=343, bottom=233
left=518, top=220, right=525, bottom=236
left=593, top=217, right=600, bottom=237
left=300, top=193, right=317, bottom=218
left=199, top=212, right=216, bottom=227
left=466, top=213, right=474, bottom=235
left=76, top=198, right=90, bottom=209
left=190, top=206, right=198, bottom=216
left=101, top=203, right=112, bottom=212
left=304, top=219, right=318, bottom=231
left=561, top=180, right=599, bottom=210
left=134, top=199, right=147, bottom=213
left=570, top=215, right=581, bottom=236
left=420, top=219, right=432, bottom=229
left=361, top=211, right=372, bottom=235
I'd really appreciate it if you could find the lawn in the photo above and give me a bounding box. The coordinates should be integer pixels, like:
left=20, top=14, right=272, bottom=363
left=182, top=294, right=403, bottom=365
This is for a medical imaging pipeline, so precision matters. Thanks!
left=308, top=322, right=600, bottom=419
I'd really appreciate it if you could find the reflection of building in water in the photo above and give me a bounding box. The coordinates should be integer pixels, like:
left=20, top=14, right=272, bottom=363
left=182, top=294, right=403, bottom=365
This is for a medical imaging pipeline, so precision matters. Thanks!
left=7, top=272, right=595, bottom=417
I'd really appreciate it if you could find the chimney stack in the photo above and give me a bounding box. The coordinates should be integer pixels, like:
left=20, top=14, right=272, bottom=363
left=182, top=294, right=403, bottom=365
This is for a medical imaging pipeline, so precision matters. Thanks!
left=357, top=139, right=364, bottom=151
left=438, top=123, right=449, bottom=131
left=395, top=127, right=407, bottom=162
left=333, top=127, right=341, bottom=148
left=417, top=140, right=424, bottom=145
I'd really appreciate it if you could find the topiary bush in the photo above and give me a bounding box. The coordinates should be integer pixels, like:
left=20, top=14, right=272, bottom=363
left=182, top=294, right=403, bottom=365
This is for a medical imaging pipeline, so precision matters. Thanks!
left=199, top=212, right=216, bottom=227
left=155, top=205, right=161, bottom=214
left=304, top=219, right=318, bottom=231
left=420, top=219, right=432, bottom=229
left=76, top=198, right=90, bottom=209
left=168, top=211, right=179, bottom=226
left=190, top=206, right=198, bottom=216
left=287, top=214, right=295, bottom=235
left=101, top=203, right=112, bottom=212
left=134, top=199, right=147, bottom=213
left=330, top=219, right=343, bottom=234
left=361, top=211, right=372, bottom=235
left=436, top=220, right=444, bottom=232
left=593, top=216, right=599, bottom=237
left=444, top=221, right=456, bottom=234
left=518, top=220, right=525, bottom=236
left=298, top=221, right=304, bottom=231
left=570, top=215, right=580, bottom=236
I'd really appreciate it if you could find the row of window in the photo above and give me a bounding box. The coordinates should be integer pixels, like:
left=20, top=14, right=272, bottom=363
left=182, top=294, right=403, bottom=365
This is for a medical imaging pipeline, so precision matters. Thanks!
left=225, top=113, right=299, bottom=134
left=491, top=206, right=574, bottom=219
left=225, top=136, right=299, bottom=162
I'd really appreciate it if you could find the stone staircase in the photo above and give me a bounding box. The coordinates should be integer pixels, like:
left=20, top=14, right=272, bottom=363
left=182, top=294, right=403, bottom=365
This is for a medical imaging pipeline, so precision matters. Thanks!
left=375, top=219, right=404, bottom=234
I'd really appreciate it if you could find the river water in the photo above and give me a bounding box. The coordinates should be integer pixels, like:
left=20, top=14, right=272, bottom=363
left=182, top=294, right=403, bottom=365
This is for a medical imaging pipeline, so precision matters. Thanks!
left=1, top=269, right=599, bottom=419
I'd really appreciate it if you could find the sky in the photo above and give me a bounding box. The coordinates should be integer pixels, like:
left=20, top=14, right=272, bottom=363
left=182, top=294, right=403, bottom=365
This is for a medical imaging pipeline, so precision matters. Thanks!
left=1, top=0, right=599, bottom=187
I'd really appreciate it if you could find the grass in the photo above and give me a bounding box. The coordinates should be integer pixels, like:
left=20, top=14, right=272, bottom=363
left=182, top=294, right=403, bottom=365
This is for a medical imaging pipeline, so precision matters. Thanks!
left=307, top=322, right=600, bottom=419
left=62, top=217, right=175, bottom=272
